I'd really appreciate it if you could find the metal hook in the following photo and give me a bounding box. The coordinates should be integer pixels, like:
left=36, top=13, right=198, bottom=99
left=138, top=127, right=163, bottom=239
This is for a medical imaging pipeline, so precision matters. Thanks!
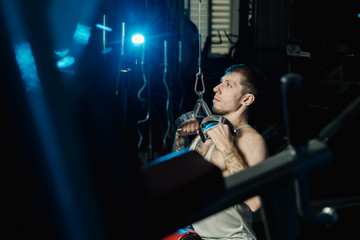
left=194, top=72, right=205, bottom=96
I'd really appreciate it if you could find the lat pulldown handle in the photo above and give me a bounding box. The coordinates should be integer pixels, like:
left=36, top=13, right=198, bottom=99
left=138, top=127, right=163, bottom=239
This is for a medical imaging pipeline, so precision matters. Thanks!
left=173, top=97, right=212, bottom=133
left=199, top=115, right=236, bottom=142
left=173, top=99, right=235, bottom=143
left=192, top=98, right=236, bottom=143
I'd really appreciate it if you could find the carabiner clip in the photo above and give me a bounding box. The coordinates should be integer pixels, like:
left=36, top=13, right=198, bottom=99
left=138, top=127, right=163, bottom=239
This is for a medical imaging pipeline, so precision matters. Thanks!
left=194, top=72, right=205, bottom=96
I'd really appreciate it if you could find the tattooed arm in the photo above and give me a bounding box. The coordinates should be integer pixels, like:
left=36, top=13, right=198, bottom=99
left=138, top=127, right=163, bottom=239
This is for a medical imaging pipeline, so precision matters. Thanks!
left=207, top=123, right=268, bottom=212
left=172, top=133, right=188, bottom=152
left=221, top=146, right=249, bottom=175
left=207, top=123, right=267, bottom=174
left=172, top=118, right=200, bottom=152
left=207, top=123, right=249, bottom=175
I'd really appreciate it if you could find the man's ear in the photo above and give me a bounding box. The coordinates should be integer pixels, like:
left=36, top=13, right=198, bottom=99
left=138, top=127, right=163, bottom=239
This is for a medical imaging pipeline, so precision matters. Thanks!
left=242, top=93, right=255, bottom=106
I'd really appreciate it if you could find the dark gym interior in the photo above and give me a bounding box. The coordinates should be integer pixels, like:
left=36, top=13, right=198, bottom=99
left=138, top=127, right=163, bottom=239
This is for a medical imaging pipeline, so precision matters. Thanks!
left=1, top=0, right=360, bottom=239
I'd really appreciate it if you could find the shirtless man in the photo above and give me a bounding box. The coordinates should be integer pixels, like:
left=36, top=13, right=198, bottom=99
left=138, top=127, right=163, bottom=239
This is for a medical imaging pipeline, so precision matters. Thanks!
left=173, top=64, right=268, bottom=239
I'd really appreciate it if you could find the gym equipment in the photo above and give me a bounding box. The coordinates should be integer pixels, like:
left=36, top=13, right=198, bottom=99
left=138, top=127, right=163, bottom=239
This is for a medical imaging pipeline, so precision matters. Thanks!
left=172, top=0, right=234, bottom=143
left=140, top=73, right=350, bottom=239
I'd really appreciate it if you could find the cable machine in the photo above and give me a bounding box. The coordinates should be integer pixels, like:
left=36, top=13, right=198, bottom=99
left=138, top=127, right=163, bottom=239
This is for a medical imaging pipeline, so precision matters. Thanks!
left=173, top=0, right=236, bottom=142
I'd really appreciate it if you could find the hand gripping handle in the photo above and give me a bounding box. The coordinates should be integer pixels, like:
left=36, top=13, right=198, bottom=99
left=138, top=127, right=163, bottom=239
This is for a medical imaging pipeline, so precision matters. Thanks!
left=199, top=115, right=236, bottom=142
left=173, top=98, right=212, bottom=132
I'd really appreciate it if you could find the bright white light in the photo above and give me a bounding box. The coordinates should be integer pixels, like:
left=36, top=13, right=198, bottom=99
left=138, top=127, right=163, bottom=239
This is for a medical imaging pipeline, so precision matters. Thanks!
left=131, top=34, right=145, bottom=45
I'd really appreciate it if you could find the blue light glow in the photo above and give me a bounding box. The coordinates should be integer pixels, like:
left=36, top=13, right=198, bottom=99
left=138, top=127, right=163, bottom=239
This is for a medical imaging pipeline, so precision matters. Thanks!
left=56, top=56, right=75, bottom=69
left=96, top=24, right=112, bottom=32
left=73, top=23, right=91, bottom=44
left=145, top=148, right=189, bottom=166
left=13, top=42, right=41, bottom=91
left=101, top=48, right=112, bottom=54
left=13, top=42, right=82, bottom=239
left=131, top=34, right=145, bottom=45
left=54, top=48, right=70, bottom=58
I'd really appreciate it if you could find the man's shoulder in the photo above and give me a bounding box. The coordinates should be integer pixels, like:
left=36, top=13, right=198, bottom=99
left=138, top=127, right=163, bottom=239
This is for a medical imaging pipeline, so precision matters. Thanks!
left=235, top=128, right=268, bottom=165
left=237, top=127, right=264, bottom=142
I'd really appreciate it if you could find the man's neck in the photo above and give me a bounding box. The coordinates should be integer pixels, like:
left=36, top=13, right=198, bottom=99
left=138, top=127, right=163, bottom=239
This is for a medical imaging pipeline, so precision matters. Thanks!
left=223, top=112, right=248, bottom=129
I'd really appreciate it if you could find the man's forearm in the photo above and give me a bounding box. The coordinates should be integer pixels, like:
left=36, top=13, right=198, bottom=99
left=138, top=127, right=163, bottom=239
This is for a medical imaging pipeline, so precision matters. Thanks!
left=221, top=146, right=248, bottom=175
left=172, top=134, right=188, bottom=152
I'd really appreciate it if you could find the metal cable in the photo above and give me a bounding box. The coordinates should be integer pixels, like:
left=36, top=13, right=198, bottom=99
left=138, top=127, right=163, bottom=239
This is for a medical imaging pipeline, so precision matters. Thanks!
left=194, top=0, right=205, bottom=97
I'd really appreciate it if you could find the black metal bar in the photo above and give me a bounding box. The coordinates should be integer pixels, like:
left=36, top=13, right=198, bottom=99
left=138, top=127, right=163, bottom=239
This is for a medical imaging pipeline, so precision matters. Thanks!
left=281, top=73, right=308, bottom=151
left=164, top=139, right=332, bottom=236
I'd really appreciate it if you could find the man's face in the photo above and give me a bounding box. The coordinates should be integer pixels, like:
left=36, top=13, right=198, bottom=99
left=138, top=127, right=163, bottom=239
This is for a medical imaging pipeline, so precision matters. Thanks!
left=212, top=72, right=246, bottom=115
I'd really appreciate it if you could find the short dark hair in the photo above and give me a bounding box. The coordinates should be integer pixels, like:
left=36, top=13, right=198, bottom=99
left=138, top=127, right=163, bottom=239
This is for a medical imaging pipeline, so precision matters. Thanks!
left=225, top=64, right=267, bottom=127
left=225, top=64, right=266, bottom=98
